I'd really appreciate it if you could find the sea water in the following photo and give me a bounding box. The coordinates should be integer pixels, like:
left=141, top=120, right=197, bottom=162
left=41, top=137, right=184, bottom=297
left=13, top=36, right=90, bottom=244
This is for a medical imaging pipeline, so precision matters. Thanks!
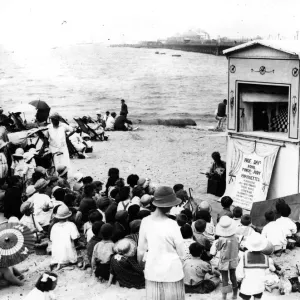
left=0, top=43, right=228, bottom=124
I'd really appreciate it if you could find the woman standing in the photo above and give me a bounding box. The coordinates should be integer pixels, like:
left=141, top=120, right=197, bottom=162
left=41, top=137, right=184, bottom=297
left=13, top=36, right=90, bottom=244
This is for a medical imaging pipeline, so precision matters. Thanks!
left=47, top=113, right=73, bottom=173
left=138, top=186, right=185, bottom=300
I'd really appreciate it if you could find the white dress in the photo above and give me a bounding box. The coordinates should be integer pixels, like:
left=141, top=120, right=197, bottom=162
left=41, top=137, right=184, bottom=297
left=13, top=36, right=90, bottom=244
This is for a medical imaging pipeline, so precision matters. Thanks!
left=50, top=221, right=80, bottom=264
left=24, top=288, right=56, bottom=300
left=47, top=123, right=73, bottom=173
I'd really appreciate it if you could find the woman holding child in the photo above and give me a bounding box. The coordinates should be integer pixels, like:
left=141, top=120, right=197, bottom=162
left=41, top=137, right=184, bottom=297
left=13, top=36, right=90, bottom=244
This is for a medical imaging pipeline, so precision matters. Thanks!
left=138, top=186, right=185, bottom=300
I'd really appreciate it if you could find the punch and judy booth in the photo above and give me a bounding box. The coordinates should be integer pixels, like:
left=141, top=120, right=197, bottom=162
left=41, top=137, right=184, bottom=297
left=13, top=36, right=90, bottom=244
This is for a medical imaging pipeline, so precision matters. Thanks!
left=223, top=40, right=300, bottom=211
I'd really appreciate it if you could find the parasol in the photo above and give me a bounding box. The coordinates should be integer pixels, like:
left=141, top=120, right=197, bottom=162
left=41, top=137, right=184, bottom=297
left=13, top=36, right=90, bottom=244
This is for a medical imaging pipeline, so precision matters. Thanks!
left=0, top=222, right=35, bottom=268
left=10, top=103, right=36, bottom=113
left=29, top=100, right=50, bottom=110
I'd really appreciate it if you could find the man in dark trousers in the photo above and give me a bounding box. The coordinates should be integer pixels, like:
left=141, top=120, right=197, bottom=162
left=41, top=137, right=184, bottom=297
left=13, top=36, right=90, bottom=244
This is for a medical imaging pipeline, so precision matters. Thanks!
left=120, top=99, right=128, bottom=117
left=114, top=112, right=132, bottom=131
left=215, top=99, right=227, bottom=130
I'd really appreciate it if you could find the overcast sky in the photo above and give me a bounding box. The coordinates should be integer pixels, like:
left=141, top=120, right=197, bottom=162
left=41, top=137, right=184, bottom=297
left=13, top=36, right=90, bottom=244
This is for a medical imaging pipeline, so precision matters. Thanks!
left=0, top=0, right=299, bottom=48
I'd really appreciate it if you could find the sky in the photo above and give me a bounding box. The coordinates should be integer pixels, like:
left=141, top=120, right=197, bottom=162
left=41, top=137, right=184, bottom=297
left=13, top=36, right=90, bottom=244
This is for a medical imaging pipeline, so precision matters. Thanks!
left=0, top=0, right=299, bottom=49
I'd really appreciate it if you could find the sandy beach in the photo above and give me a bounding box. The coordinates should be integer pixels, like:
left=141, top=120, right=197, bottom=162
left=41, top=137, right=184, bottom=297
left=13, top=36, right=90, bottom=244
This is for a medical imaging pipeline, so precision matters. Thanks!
left=1, top=124, right=300, bottom=300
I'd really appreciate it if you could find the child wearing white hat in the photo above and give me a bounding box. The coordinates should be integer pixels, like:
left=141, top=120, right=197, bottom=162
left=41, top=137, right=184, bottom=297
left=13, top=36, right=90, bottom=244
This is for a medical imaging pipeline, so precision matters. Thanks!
left=210, top=216, right=239, bottom=300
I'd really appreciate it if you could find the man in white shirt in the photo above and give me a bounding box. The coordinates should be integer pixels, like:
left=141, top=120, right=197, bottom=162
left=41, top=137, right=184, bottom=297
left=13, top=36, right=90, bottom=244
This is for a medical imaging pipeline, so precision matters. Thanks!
left=105, top=112, right=117, bottom=131
left=262, top=210, right=287, bottom=251
left=275, top=204, right=297, bottom=239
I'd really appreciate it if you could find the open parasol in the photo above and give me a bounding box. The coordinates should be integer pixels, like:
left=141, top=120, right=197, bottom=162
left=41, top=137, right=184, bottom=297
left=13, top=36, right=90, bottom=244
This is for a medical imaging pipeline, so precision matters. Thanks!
left=0, top=222, right=35, bottom=268
left=10, top=103, right=36, bottom=113
left=29, top=100, right=50, bottom=110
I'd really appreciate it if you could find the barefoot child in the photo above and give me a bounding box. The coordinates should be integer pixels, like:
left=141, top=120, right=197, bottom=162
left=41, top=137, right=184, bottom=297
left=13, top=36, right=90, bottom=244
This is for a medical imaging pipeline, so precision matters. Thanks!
left=210, top=216, right=239, bottom=300
left=50, top=204, right=80, bottom=270
left=24, top=271, right=58, bottom=299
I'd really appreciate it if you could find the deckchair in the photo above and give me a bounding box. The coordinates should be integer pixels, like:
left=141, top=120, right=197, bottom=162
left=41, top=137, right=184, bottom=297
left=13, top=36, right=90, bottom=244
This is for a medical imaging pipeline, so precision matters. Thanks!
left=66, top=131, right=84, bottom=159
left=73, top=117, right=104, bottom=141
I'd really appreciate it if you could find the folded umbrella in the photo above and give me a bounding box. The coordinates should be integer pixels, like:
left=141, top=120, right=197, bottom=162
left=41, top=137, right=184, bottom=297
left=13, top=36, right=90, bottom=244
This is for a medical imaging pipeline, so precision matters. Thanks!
left=0, top=222, right=35, bottom=267
left=29, top=100, right=50, bottom=110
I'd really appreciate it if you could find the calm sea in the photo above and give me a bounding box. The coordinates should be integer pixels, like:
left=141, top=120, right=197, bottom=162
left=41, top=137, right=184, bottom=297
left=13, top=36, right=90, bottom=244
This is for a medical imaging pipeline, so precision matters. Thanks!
left=0, top=44, right=228, bottom=124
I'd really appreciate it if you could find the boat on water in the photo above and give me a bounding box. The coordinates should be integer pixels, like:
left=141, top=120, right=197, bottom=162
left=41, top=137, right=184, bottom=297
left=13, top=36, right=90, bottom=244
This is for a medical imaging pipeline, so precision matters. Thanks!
left=172, top=54, right=181, bottom=57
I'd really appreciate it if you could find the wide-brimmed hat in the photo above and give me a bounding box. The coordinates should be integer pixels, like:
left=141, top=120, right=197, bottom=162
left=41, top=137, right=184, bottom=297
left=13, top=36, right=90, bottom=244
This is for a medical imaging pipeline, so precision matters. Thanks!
left=20, top=201, right=34, bottom=214
left=57, top=165, right=68, bottom=177
left=140, top=194, right=153, bottom=207
left=245, top=232, right=268, bottom=252
left=137, top=178, right=146, bottom=187
left=53, top=204, right=72, bottom=219
left=34, top=178, right=50, bottom=191
left=26, top=185, right=36, bottom=197
left=114, top=238, right=137, bottom=257
left=152, top=186, right=181, bottom=208
left=23, top=152, right=34, bottom=163
left=0, top=140, right=8, bottom=150
left=13, top=148, right=24, bottom=158
left=51, top=186, right=61, bottom=197
left=199, top=201, right=212, bottom=213
left=73, top=182, right=83, bottom=192
left=35, top=166, right=47, bottom=175
left=73, top=172, right=84, bottom=182
left=216, top=216, right=237, bottom=237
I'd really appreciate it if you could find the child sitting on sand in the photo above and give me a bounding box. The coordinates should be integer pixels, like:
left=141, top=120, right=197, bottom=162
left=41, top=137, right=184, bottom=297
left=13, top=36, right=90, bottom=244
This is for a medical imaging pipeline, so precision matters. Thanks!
left=180, top=224, right=194, bottom=261
left=84, top=210, right=103, bottom=243
left=232, top=206, right=243, bottom=226
left=194, top=210, right=215, bottom=244
left=177, top=213, right=188, bottom=227
left=0, top=265, right=25, bottom=288
left=217, top=196, right=233, bottom=223
left=210, top=216, right=239, bottom=300
left=236, top=215, right=255, bottom=249
left=192, top=219, right=211, bottom=251
left=184, top=242, right=221, bottom=294
left=24, top=271, right=58, bottom=300
left=50, top=204, right=80, bottom=270
left=91, top=223, right=114, bottom=281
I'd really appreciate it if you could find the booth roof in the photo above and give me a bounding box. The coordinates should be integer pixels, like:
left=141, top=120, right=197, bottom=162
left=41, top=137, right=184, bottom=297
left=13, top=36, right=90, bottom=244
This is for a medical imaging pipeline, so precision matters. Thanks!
left=223, top=40, right=300, bottom=58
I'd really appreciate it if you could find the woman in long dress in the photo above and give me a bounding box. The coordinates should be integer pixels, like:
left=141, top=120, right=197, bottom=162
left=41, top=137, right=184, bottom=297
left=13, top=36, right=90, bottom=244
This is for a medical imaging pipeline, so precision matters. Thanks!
left=47, top=113, right=73, bottom=173
left=138, top=186, right=185, bottom=300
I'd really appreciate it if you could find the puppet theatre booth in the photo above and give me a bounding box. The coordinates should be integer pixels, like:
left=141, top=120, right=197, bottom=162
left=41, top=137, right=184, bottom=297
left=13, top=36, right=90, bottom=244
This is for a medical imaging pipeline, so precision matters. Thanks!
left=222, top=40, right=300, bottom=218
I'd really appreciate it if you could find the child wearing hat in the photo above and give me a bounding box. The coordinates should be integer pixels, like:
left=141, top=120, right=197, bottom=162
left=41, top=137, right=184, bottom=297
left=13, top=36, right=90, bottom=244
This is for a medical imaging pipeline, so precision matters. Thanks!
left=108, top=238, right=145, bottom=289
left=20, top=200, right=43, bottom=236
left=91, top=223, right=114, bottom=280
left=210, top=216, right=239, bottom=300
left=236, top=232, right=276, bottom=300
left=11, top=148, right=26, bottom=177
left=50, top=204, right=80, bottom=270
left=23, top=151, right=36, bottom=183
left=184, top=242, right=221, bottom=294
left=236, top=214, right=255, bottom=250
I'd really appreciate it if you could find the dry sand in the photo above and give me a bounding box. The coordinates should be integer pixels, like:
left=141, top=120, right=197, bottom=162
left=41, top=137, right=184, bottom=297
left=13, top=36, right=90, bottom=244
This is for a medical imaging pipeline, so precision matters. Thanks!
left=1, top=125, right=300, bottom=300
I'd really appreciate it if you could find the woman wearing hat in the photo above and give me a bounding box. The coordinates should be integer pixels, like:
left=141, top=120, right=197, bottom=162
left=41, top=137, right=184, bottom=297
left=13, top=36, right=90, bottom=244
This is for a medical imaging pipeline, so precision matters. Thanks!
left=236, top=233, right=276, bottom=300
left=46, top=112, right=74, bottom=174
left=11, top=148, right=27, bottom=178
left=137, top=186, right=185, bottom=300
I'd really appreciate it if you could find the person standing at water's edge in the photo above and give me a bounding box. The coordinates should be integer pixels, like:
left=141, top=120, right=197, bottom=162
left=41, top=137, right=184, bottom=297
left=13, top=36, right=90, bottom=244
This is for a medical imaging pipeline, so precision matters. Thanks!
left=138, top=186, right=186, bottom=300
left=215, top=99, right=227, bottom=130
left=120, top=99, right=128, bottom=117
left=46, top=113, right=74, bottom=174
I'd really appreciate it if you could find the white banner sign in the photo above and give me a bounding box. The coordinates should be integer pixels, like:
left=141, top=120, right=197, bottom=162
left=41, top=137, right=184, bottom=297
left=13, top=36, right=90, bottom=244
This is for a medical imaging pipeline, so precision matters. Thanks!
left=225, top=138, right=279, bottom=210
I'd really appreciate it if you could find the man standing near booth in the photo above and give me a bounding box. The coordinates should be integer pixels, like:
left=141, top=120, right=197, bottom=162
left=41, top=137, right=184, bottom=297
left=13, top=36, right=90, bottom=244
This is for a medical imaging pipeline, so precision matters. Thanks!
left=215, top=99, right=227, bottom=130
left=120, top=99, right=128, bottom=117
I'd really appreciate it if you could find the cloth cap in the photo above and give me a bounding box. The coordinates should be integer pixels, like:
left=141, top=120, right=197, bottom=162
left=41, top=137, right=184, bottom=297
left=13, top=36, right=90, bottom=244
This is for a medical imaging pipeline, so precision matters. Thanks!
left=140, top=194, right=153, bottom=207
left=23, top=152, right=34, bottom=163
left=13, top=148, right=24, bottom=157
left=115, top=210, right=128, bottom=223
left=73, top=182, right=83, bottom=192
left=152, top=186, right=181, bottom=208
left=20, top=201, right=34, bottom=214
left=35, top=166, right=47, bottom=175
left=26, top=185, right=36, bottom=197
left=0, top=140, right=8, bottom=150
left=73, top=172, right=84, bottom=182
left=137, top=178, right=146, bottom=187
left=34, top=178, right=50, bottom=191
left=53, top=204, right=72, bottom=219
left=114, top=238, right=137, bottom=257
left=199, top=201, right=212, bottom=213
left=215, top=216, right=237, bottom=237
left=96, top=196, right=110, bottom=210
left=57, top=165, right=68, bottom=177
left=245, top=232, right=268, bottom=252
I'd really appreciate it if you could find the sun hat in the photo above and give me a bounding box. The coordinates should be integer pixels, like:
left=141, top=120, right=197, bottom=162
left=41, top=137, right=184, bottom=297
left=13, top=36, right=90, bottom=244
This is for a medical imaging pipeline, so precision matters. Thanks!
left=0, top=140, right=8, bottom=150
left=140, top=194, right=153, bottom=207
left=23, top=152, right=34, bottom=163
left=241, top=214, right=252, bottom=226
left=57, top=165, right=68, bottom=177
left=245, top=232, right=269, bottom=252
left=137, top=178, right=146, bottom=187
left=199, top=201, right=212, bottom=213
left=53, top=204, right=72, bottom=220
left=13, top=148, right=24, bottom=158
left=26, top=185, right=36, bottom=197
left=152, top=186, right=181, bottom=208
left=215, top=216, right=238, bottom=237
left=73, top=182, right=83, bottom=192
left=35, top=166, right=47, bottom=175
left=34, top=178, right=50, bottom=191
left=8, top=216, right=19, bottom=223
left=114, top=238, right=137, bottom=257
left=20, top=201, right=34, bottom=214
left=51, top=185, right=61, bottom=196
left=73, top=172, right=84, bottom=182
